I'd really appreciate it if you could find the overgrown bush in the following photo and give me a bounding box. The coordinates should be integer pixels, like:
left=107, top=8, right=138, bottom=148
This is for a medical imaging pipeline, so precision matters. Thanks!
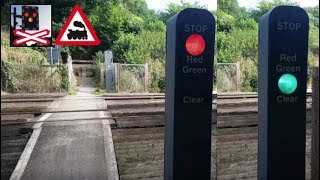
left=216, top=10, right=236, bottom=32
left=137, top=31, right=166, bottom=61
left=113, top=33, right=145, bottom=64
left=1, top=63, right=63, bottom=93
left=1, top=61, right=18, bottom=93
left=1, top=30, right=73, bottom=93
left=1, top=31, right=47, bottom=65
left=239, top=59, right=258, bottom=92
left=92, top=51, right=104, bottom=87
left=57, top=65, right=69, bottom=91
left=112, top=30, right=166, bottom=64
left=216, top=64, right=238, bottom=92
left=231, top=29, right=258, bottom=60
left=216, top=32, right=239, bottom=63
left=149, top=60, right=165, bottom=93
left=120, top=70, right=144, bottom=92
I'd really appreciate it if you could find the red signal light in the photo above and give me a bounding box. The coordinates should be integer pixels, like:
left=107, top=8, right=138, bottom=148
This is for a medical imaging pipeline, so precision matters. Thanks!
left=185, top=34, right=205, bottom=56
left=33, top=12, right=38, bottom=17
left=24, top=12, right=29, bottom=17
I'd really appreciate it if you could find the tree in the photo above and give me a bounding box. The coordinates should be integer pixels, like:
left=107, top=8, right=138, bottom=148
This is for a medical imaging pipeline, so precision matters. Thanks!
left=123, top=0, right=149, bottom=18
left=218, top=0, right=240, bottom=16
left=216, top=10, right=236, bottom=32
left=250, top=0, right=298, bottom=21
left=158, top=0, right=207, bottom=22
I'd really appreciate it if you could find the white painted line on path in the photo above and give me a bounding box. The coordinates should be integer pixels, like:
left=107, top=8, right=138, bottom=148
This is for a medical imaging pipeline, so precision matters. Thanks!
left=9, top=128, right=42, bottom=180
left=9, top=97, right=63, bottom=180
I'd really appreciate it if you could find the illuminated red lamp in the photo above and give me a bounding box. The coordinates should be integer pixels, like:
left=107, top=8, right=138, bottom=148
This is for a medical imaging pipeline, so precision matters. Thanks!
left=185, top=34, right=205, bottom=56
left=33, top=12, right=38, bottom=17
left=24, top=12, right=29, bottom=17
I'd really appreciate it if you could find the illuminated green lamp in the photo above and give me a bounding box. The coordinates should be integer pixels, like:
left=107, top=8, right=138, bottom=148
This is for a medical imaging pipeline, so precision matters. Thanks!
left=278, top=73, right=297, bottom=94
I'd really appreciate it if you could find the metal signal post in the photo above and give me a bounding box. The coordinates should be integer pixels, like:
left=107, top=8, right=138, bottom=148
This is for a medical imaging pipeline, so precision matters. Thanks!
left=258, top=6, right=309, bottom=179
left=164, top=8, right=216, bottom=180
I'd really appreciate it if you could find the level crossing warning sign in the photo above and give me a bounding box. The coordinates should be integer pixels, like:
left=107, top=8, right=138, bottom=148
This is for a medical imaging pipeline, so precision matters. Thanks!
left=55, top=5, right=100, bottom=46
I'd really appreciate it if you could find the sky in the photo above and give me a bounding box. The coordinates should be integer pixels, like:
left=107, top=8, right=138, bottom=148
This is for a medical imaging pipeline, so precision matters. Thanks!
left=145, top=0, right=318, bottom=11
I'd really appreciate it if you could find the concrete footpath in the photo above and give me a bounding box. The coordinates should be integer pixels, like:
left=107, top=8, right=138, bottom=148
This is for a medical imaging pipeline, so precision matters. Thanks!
left=11, top=87, right=118, bottom=180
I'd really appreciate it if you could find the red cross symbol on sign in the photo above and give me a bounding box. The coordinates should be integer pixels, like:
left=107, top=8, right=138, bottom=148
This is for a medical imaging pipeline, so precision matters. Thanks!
left=13, top=29, right=50, bottom=46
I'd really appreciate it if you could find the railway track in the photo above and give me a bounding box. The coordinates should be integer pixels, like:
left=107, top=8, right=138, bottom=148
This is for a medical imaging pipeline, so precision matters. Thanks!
left=105, top=93, right=314, bottom=180
left=1, top=93, right=312, bottom=126
left=1, top=91, right=311, bottom=102
left=1, top=94, right=64, bottom=180
left=1, top=92, right=315, bottom=180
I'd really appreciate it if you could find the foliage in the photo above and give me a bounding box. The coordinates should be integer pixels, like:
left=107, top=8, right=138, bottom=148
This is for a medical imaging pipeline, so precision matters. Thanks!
left=250, top=0, right=298, bottom=21
left=124, top=0, right=150, bottom=18
left=1, top=63, right=64, bottom=93
left=89, top=2, right=144, bottom=53
left=159, top=0, right=207, bottom=22
left=1, top=30, right=73, bottom=93
left=216, top=32, right=239, bottom=63
left=93, top=51, right=105, bottom=63
left=216, top=10, right=236, bottom=32
left=92, top=88, right=106, bottom=96
left=218, top=0, right=247, bottom=18
left=148, top=60, right=165, bottom=92
left=144, top=20, right=166, bottom=32
left=112, top=33, right=144, bottom=63
left=92, top=51, right=104, bottom=87
left=112, top=30, right=166, bottom=64
left=1, top=31, right=47, bottom=64
left=217, top=29, right=258, bottom=63
left=232, top=29, right=258, bottom=60
left=57, top=65, right=69, bottom=91
left=235, top=18, right=258, bottom=30
left=1, top=61, right=18, bottom=93
left=305, top=5, right=319, bottom=28
left=239, top=59, right=258, bottom=92
left=216, top=63, right=238, bottom=92
left=120, top=70, right=144, bottom=92
left=136, top=31, right=166, bottom=61
left=1, top=0, right=319, bottom=93
left=309, top=25, right=319, bottom=55
left=217, top=0, right=318, bottom=92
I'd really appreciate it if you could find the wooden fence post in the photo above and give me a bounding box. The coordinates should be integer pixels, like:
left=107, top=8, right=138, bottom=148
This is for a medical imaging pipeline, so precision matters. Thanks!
left=100, top=63, right=105, bottom=87
left=311, top=67, right=319, bottom=180
left=236, top=62, right=241, bottom=92
left=114, top=63, right=120, bottom=92
left=144, top=63, right=149, bottom=93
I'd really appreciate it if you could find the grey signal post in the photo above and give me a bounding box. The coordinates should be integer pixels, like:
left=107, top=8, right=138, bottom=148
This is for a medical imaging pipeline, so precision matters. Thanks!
left=164, top=8, right=215, bottom=180
left=258, top=6, right=309, bottom=179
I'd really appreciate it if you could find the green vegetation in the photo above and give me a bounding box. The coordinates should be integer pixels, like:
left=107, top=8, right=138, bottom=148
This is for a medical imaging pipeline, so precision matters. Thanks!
left=92, top=88, right=106, bottom=96
left=217, top=0, right=319, bottom=91
left=1, top=30, right=47, bottom=64
left=1, top=0, right=318, bottom=93
left=92, top=51, right=104, bottom=88
left=149, top=60, right=165, bottom=93
left=1, top=29, right=76, bottom=93
left=120, top=70, right=145, bottom=92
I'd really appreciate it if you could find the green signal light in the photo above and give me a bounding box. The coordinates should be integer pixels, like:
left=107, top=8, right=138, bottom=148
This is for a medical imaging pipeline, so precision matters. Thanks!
left=278, top=73, right=297, bottom=94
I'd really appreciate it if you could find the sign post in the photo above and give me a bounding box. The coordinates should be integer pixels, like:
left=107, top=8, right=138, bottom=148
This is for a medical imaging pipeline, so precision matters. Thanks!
left=258, top=6, right=309, bottom=179
left=105, top=50, right=115, bottom=92
left=164, top=8, right=216, bottom=179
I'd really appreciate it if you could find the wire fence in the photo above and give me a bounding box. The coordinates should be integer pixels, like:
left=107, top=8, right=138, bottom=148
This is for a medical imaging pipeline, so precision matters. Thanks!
left=117, top=64, right=148, bottom=93
left=216, top=63, right=240, bottom=92
left=111, top=63, right=240, bottom=93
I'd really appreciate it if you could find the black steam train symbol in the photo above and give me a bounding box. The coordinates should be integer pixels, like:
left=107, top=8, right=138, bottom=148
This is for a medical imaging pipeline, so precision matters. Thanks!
left=67, top=21, right=88, bottom=40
